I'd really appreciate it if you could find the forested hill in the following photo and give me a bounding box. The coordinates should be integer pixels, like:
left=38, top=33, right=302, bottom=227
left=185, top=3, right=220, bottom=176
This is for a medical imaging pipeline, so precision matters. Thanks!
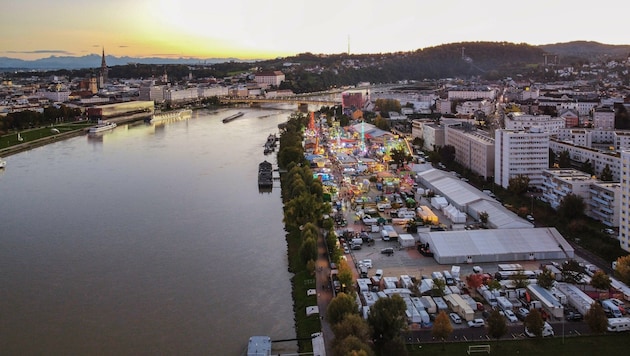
left=539, top=41, right=630, bottom=63
left=271, top=42, right=548, bottom=92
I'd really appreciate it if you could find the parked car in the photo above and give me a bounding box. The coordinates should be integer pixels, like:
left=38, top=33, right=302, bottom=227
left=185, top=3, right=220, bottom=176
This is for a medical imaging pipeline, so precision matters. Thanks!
left=375, top=269, right=383, bottom=278
left=565, top=310, right=583, bottom=321
left=468, top=318, right=485, bottom=328
left=449, top=313, right=462, bottom=324
left=360, top=259, right=373, bottom=269
left=609, top=298, right=626, bottom=314
left=516, top=307, right=530, bottom=320
left=351, top=244, right=362, bottom=250
left=343, top=246, right=350, bottom=254
left=504, top=310, right=518, bottom=322
left=380, top=247, right=394, bottom=255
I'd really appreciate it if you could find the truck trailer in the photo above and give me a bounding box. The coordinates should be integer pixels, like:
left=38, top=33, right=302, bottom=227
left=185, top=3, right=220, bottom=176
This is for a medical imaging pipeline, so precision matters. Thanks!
left=554, top=282, right=594, bottom=316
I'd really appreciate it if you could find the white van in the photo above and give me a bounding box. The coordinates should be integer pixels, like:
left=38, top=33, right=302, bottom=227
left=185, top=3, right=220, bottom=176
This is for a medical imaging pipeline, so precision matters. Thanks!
left=380, top=229, right=390, bottom=241
left=351, top=238, right=363, bottom=246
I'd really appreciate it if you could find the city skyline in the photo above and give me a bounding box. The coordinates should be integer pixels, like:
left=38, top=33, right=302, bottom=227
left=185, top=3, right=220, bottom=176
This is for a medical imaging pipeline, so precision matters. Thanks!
left=2, top=0, right=629, bottom=61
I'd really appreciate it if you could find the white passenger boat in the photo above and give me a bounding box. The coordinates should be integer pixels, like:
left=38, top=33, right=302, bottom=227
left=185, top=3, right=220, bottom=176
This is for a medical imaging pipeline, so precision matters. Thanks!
left=89, top=121, right=117, bottom=133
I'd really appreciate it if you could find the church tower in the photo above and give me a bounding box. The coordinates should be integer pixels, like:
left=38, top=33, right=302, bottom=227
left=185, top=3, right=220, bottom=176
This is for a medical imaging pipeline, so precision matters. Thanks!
left=99, top=47, right=108, bottom=88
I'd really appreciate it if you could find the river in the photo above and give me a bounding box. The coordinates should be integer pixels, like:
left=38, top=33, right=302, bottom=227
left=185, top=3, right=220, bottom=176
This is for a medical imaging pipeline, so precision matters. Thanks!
left=0, top=108, right=297, bottom=355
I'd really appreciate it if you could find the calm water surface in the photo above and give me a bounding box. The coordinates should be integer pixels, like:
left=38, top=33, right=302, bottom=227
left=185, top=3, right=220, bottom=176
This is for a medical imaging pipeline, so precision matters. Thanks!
left=0, top=109, right=296, bottom=355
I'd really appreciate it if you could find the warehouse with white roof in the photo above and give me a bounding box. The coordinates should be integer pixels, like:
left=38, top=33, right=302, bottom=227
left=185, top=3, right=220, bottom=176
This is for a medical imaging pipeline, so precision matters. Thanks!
left=419, top=227, right=574, bottom=264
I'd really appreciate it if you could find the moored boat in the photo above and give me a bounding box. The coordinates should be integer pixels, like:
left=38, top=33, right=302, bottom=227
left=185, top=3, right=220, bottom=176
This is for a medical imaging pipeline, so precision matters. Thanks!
left=89, top=121, right=117, bottom=134
left=222, top=111, right=244, bottom=123
left=0, top=157, right=6, bottom=169
left=258, top=160, right=273, bottom=187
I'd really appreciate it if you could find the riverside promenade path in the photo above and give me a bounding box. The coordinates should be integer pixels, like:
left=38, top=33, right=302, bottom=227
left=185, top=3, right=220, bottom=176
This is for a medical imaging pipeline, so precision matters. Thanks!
left=316, top=230, right=334, bottom=356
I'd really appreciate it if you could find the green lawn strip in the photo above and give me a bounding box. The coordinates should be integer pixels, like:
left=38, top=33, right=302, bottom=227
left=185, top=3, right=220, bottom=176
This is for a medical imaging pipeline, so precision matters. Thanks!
left=1, top=123, right=92, bottom=148
left=292, top=270, right=320, bottom=352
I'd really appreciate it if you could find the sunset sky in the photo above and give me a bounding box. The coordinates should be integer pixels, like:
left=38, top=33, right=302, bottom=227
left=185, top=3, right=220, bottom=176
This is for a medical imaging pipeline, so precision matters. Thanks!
left=2, top=0, right=628, bottom=61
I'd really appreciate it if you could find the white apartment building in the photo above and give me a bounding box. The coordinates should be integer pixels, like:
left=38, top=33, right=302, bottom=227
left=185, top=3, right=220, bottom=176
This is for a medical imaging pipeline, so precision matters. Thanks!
left=418, top=123, right=445, bottom=151
left=38, top=90, right=70, bottom=102
left=505, top=112, right=565, bottom=133
left=445, top=124, right=495, bottom=179
left=436, top=99, right=452, bottom=114
left=455, top=99, right=494, bottom=117
left=447, top=87, right=496, bottom=101
left=164, top=87, right=198, bottom=102
left=253, top=71, right=285, bottom=87
left=139, top=85, right=165, bottom=103
left=593, top=106, right=615, bottom=130
left=554, top=127, right=630, bottom=152
left=540, top=169, right=596, bottom=210
left=557, top=100, right=599, bottom=118
left=494, top=128, right=550, bottom=188
left=549, top=139, right=621, bottom=181
left=198, top=85, right=229, bottom=98
left=620, top=151, right=630, bottom=252
left=589, top=181, right=620, bottom=228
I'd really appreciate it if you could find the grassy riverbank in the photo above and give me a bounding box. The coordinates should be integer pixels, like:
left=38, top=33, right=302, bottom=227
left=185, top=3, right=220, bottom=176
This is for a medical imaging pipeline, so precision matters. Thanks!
left=0, top=122, right=93, bottom=150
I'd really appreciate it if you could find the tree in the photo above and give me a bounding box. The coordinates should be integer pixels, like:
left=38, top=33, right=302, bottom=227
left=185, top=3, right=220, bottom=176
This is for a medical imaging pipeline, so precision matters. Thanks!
left=600, top=164, right=613, bottom=181
left=585, top=302, right=608, bottom=334
left=374, top=116, right=390, bottom=131
left=479, top=211, right=489, bottom=227
left=487, top=279, right=502, bottom=291
left=614, top=255, right=630, bottom=286
left=549, top=149, right=557, bottom=168
left=327, top=292, right=359, bottom=325
left=466, top=273, right=485, bottom=291
left=590, top=270, right=612, bottom=292
left=405, top=219, right=418, bottom=233
left=524, top=308, right=544, bottom=337
left=298, top=237, right=318, bottom=265
left=487, top=309, right=508, bottom=341
left=331, top=335, right=373, bottom=356
left=432, top=277, right=447, bottom=296
left=431, top=311, right=453, bottom=350
left=389, top=148, right=409, bottom=168
left=562, top=259, right=586, bottom=285
left=581, top=159, right=595, bottom=175
left=537, top=268, right=555, bottom=289
left=412, top=137, right=425, bottom=150
left=439, top=145, right=456, bottom=166
left=337, top=260, right=355, bottom=294
left=558, top=193, right=585, bottom=221
left=368, top=294, right=407, bottom=348
left=511, top=270, right=531, bottom=289
left=332, top=313, right=371, bottom=342
left=558, top=150, right=571, bottom=168
left=508, top=175, right=530, bottom=195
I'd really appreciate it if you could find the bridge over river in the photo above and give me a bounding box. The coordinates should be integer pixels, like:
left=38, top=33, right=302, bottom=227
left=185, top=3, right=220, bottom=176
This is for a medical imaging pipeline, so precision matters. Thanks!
left=220, top=96, right=341, bottom=109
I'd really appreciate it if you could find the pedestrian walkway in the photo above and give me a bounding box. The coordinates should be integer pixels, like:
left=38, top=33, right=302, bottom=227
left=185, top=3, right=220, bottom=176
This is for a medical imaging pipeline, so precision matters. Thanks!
left=316, top=229, right=334, bottom=355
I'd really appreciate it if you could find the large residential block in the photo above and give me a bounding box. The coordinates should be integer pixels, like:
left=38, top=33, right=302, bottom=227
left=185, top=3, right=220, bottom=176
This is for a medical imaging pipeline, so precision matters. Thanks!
left=494, top=128, right=549, bottom=188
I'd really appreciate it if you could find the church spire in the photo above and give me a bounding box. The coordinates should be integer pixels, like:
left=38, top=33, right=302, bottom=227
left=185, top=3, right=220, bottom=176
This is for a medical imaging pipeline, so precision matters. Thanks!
left=99, top=47, right=108, bottom=88
left=101, top=47, right=107, bottom=68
